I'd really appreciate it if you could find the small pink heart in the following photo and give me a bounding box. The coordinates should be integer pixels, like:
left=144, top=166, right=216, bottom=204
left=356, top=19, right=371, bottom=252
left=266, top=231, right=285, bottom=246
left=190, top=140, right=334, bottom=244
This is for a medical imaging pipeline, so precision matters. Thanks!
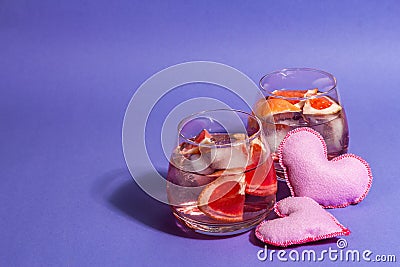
left=255, top=197, right=350, bottom=247
left=278, top=127, right=373, bottom=208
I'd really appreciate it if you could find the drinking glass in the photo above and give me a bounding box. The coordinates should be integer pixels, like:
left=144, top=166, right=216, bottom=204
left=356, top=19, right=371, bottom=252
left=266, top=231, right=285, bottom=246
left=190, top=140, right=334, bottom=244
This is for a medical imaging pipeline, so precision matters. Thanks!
left=166, top=109, right=277, bottom=235
left=255, top=68, right=349, bottom=179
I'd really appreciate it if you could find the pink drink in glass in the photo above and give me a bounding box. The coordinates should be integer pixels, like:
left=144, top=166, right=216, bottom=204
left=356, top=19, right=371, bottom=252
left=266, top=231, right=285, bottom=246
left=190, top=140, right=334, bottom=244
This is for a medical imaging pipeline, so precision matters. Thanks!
left=256, top=68, right=349, bottom=178
left=166, top=110, right=277, bottom=235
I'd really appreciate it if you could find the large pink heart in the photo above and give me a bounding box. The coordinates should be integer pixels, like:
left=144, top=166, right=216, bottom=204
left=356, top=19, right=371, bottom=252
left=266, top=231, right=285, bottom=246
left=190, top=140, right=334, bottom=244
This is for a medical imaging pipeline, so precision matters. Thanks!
left=255, top=197, right=350, bottom=247
left=278, top=127, right=373, bottom=208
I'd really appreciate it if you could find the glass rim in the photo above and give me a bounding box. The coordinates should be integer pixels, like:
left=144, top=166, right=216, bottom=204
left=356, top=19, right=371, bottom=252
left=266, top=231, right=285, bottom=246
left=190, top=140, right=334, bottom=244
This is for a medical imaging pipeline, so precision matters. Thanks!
left=259, top=67, right=337, bottom=101
left=177, top=109, right=263, bottom=148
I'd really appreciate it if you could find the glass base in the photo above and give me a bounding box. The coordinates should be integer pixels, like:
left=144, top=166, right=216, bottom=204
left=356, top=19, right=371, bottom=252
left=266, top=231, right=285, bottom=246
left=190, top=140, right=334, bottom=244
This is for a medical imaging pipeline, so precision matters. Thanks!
left=173, top=210, right=271, bottom=236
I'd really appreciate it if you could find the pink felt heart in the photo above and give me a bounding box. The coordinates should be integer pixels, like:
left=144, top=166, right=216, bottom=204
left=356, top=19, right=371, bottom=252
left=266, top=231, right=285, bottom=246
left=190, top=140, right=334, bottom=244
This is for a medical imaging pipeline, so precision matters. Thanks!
left=278, top=127, right=373, bottom=208
left=255, top=197, right=350, bottom=247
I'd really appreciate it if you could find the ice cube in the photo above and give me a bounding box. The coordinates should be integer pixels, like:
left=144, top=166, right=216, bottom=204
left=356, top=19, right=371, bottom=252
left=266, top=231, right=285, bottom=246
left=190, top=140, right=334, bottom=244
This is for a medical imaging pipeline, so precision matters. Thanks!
left=187, top=153, right=215, bottom=175
left=166, top=171, right=207, bottom=206
left=205, top=144, right=250, bottom=170
left=326, top=117, right=345, bottom=151
left=167, top=159, right=215, bottom=188
left=274, top=112, right=310, bottom=150
left=273, top=124, right=293, bottom=152
left=171, top=148, right=215, bottom=175
left=264, top=115, right=303, bottom=153
left=316, top=114, right=348, bottom=153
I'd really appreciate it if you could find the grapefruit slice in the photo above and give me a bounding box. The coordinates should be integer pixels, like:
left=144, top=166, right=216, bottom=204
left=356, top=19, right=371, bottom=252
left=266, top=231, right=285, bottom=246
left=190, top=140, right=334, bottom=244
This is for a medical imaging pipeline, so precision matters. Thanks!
left=270, top=89, right=318, bottom=107
left=267, top=98, right=301, bottom=114
left=303, top=96, right=342, bottom=115
left=198, top=174, right=246, bottom=222
left=244, top=139, right=277, bottom=196
left=259, top=98, right=303, bottom=122
left=271, top=88, right=317, bottom=101
left=194, top=129, right=212, bottom=143
left=245, top=161, right=277, bottom=196
left=181, top=129, right=213, bottom=155
left=253, top=98, right=301, bottom=119
left=247, top=138, right=264, bottom=168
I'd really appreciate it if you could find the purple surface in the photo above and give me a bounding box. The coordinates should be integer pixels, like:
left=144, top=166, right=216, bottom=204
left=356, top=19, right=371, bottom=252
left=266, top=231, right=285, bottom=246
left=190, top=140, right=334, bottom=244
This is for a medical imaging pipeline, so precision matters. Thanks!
left=1, top=0, right=399, bottom=266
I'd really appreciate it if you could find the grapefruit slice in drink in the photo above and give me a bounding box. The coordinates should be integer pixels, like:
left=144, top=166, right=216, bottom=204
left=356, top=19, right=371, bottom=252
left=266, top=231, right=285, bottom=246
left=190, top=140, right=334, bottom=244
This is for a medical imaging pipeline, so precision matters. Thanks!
left=245, top=161, right=277, bottom=196
left=198, top=174, right=246, bottom=222
left=244, top=139, right=277, bottom=196
left=266, top=98, right=301, bottom=114
left=180, top=129, right=213, bottom=155
left=303, top=96, right=342, bottom=115
left=194, top=129, right=212, bottom=143
left=253, top=98, right=302, bottom=122
left=270, top=88, right=318, bottom=107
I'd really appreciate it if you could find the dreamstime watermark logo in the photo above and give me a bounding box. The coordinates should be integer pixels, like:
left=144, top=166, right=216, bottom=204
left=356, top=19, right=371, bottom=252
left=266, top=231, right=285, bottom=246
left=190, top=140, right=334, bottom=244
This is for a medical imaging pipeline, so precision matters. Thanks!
left=122, top=61, right=274, bottom=204
left=257, top=238, right=396, bottom=263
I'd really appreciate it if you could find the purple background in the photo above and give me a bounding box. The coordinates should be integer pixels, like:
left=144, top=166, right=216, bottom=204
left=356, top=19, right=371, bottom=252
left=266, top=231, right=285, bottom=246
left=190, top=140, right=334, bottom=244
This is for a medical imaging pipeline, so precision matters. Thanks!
left=1, top=0, right=400, bottom=266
